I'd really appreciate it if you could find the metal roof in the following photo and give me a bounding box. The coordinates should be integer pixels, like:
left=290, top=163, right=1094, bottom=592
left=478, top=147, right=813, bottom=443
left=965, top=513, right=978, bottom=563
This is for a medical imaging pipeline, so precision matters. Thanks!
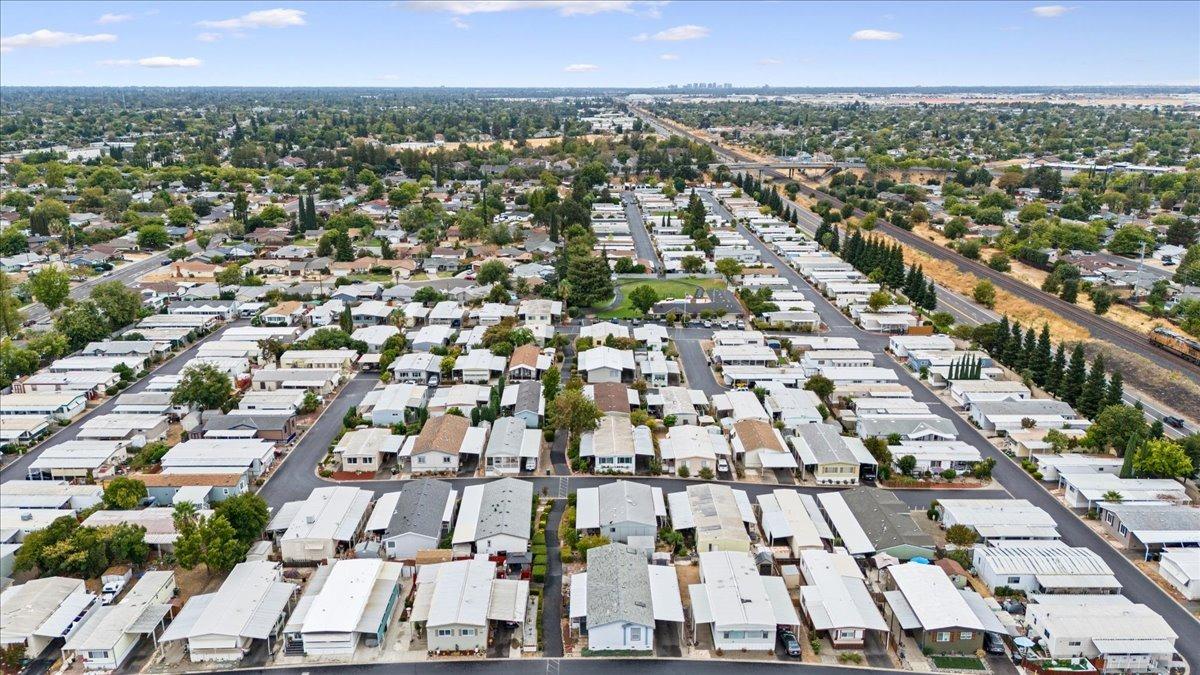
left=816, top=492, right=874, bottom=555
left=887, top=563, right=983, bottom=631
left=277, top=486, right=372, bottom=545
left=161, top=561, right=294, bottom=642
left=799, top=550, right=886, bottom=632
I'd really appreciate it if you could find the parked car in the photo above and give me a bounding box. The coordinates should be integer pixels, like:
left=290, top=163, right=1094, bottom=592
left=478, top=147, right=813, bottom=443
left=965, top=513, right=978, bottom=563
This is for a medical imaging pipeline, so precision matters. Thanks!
left=984, top=633, right=1007, bottom=655
left=717, top=458, right=729, bottom=473
left=778, top=629, right=801, bottom=658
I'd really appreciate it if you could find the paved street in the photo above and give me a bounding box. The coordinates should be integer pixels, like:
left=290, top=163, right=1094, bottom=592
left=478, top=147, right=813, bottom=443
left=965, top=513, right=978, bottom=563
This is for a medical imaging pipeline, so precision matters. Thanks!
left=621, top=191, right=660, bottom=272
left=0, top=318, right=248, bottom=479
left=228, top=659, right=906, bottom=675
left=21, top=243, right=197, bottom=325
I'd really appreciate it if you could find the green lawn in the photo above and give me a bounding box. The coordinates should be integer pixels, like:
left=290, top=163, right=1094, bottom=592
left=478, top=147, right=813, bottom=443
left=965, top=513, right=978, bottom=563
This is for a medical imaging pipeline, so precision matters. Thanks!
left=930, top=656, right=986, bottom=670
left=595, top=277, right=727, bottom=319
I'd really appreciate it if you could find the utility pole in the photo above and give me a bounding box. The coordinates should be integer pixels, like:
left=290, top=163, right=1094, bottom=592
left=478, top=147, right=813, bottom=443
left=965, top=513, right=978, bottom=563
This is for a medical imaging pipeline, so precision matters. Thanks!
left=1131, top=240, right=1147, bottom=301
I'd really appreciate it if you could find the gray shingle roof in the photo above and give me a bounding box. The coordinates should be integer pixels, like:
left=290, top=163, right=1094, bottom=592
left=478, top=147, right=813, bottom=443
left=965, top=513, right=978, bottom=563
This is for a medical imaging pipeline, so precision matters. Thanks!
left=840, top=487, right=935, bottom=551
left=385, top=479, right=453, bottom=539
left=477, top=477, right=533, bottom=540
left=586, top=543, right=654, bottom=628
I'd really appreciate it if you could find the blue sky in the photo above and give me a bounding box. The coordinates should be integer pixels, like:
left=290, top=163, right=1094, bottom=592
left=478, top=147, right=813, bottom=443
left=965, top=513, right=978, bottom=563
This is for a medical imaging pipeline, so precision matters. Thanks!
left=1, top=1, right=1197, bottom=87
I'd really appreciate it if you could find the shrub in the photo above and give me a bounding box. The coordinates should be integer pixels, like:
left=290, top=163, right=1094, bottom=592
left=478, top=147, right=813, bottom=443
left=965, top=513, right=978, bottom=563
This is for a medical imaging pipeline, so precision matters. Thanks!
left=531, top=565, right=546, bottom=583
left=532, top=531, right=546, bottom=546
left=531, top=544, right=547, bottom=556
left=698, top=467, right=714, bottom=480
left=677, top=465, right=690, bottom=478
left=940, top=468, right=957, bottom=481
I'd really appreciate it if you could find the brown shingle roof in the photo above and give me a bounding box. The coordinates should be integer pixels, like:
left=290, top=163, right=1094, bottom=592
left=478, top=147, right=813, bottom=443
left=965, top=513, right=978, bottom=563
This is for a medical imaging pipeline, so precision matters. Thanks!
left=734, top=419, right=785, bottom=453
left=508, top=344, right=541, bottom=371
left=122, top=472, right=244, bottom=487
left=412, top=414, right=470, bottom=455
left=591, top=382, right=630, bottom=414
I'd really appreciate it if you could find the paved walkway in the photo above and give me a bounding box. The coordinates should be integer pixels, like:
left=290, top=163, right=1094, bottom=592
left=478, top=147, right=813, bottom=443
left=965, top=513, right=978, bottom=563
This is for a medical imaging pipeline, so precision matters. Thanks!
left=541, top=499, right=565, bottom=658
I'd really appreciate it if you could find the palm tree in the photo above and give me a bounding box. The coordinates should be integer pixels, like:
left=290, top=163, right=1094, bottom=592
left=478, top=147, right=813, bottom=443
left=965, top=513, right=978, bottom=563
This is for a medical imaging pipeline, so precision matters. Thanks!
left=557, top=280, right=572, bottom=324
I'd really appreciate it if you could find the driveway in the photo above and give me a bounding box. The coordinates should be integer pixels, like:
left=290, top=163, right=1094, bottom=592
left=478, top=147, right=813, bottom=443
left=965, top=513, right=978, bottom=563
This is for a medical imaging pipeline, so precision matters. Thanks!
left=541, top=499, right=565, bottom=658
left=654, top=620, right=682, bottom=657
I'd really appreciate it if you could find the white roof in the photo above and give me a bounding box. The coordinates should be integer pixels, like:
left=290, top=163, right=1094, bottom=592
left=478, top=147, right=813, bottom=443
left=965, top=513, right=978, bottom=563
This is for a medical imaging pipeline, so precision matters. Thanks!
left=0, top=577, right=91, bottom=645
left=365, top=491, right=402, bottom=533
left=418, top=558, right=494, bottom=627
left=659, top=425, right=730, bottom=462
left=798, top=550, right=886, bottom=632
left=301, top=559, right=395, bottom=634
left=975, top=541, right=1119, bottom=587
left=887, top=563, right=983, bottom=631
left=577, top=346, right=635, bottom=373
left=159, top=561, right=294, bottom=642
left=939, top=499, right=1058, bottom=535
left=648, top=565, right=685, bottom=622
left=693, top=551, right=798, bottom=629
left=816, top=492, right=874, bottom=555
left=758, top=490, right=823, bottom=551
left=275, top=486, right=373, bottom=544
left=28, top=441, right=127, bottom=471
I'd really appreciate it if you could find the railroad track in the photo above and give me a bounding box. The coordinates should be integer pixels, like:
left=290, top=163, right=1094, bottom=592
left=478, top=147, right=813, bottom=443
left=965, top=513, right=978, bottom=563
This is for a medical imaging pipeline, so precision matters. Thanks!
left=632, top=105, right=1200, bottom=384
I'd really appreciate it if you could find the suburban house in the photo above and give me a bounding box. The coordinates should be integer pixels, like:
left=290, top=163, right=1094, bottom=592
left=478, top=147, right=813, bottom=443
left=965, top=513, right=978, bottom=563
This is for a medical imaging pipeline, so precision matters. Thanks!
left=1059, top=474, right=1188, bottom=509
left=518, top=298, right=562, bottom=324
left=1095, top=503, right=1200, bottom=557
left=731, top=419, right=797, bottom=471
left=500, top=380, right=544, bottom=428
left=936, top=499, right=1060, bottom=543
left=577, top=346, right=636, bottom=383
left=974, top=541, right=1120, bottom=595
left=1159, top=549, right=1200, bottom=600
left=790, top=423, right=876, bottom=485
left=333, top=428, right=404, bottom=473
left=451, top=477, right=533, bottom=555
left=362, top=383, right=429, bottom=427
left=1024, top=596, right=1181, bottom=672
left=817, top=488, right=936, bottom=560
left=484, top=416, right=541, bottom=474
left=658, top=425, right=731, bottom=476
left=856, top=413, right=958, bottom=442
left=0, top=577, right=98, bottom=658
left=580, top=413, right=654, bottom=474
left=688, top=550, right=800, bottom=652
left=757, top=489, right=825, bottom=557
left=281, top=558, right=403, bottom=655
left=404, top=415, right=480, bottom=475
left=969, top=399, right=1088, bottom=435
left=667, top=483, right=755, bottom=553
left=645, top=386, right=709, bottom=426
left=158, top=561, right=295, bottom=662
left=881, top=563, right=985, bottom=655
left=506, top=344, right=551, bottom=381
left=269, top=486, right=373, bottom=563
left=390, top=352, right=441, bottom=384
left=63, top=571, right=175, bottom=671
left=891, top=440, right=981, bottom=475
left=575, top=480, right=665, bottom=544
left=568, top=543, right=684, bottom=652
left=159, top=439, right=276, bottom=478
left=798, top=549, right=887, bottom=649
left=369, top=479, right=457, bottom=561
left=279, top=349, right=358, bottom=372
left=251, top=368, right=341, bottom=395
left=453, top=349, right=506, bottom=384
left=410, top=558, right=529, bottom=654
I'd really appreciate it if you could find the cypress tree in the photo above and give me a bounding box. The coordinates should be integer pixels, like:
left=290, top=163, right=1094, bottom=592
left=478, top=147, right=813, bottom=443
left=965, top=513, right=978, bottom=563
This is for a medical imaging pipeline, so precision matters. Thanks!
left=1003, top=322, right=1024, bottom=367
left=1119, top=433, right=1140, bottom=478
left=1019, top=327, right=1036, bottom=373
left=1062, top=344, right=1087, bottom=406
left=829, top=227, right=839, bottom=253
left=1047, top=343, right=1066, bottom=394
left=922, top=279, right=937, bottom=311
left=1105, top=370, right=1124, bottom=408
left=1032, top=324, right=1052, bottom=386
left=1078, top=354, right=1107, bottom=419
left=993, top=316, right=1011, bottom=356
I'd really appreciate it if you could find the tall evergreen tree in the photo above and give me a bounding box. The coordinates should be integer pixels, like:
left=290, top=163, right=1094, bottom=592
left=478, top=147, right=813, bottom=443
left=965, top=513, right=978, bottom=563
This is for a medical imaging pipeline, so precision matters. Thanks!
left=922, top=279, right=937, bottom=311
left=1062, top=344, right=1087, bottom=406
left=993, top=316, right=1010, bottom=355
left=1119, top=433, right=1140, bottom=478
left=1105, top=370, right=1124, bottom=408
left=1047, top=343, right=1066, bottom=394
left=1078, top=355, right=1108, bottom=419
left=1032, top=324, right=1052, bottom=386
left=1003, top=322, right=1024, bottom=366
left=1019, top=327, right=1037, bottom=373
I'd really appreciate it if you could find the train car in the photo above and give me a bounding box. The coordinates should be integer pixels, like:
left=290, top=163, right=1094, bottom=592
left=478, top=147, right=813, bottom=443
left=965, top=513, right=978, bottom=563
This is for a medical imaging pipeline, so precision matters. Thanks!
left=1149, top=326, right=1200, bottom=365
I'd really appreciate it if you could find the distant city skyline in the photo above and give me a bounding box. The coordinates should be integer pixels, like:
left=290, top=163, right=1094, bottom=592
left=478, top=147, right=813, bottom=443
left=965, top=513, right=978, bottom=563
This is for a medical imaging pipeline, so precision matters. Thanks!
left=1, top=1, right=1197, bottom=88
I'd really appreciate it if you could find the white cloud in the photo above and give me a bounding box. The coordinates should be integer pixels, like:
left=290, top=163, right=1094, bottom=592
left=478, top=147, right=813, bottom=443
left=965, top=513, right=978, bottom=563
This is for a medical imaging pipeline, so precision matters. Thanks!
left=406, top=1, right=664, bottom=16
left=450, top=16, right=470, bottom=29
left=97, top=13, right=133, bottom=24
left=197, top=8, right=306, bottom=30
left=100, top=56, right=203, bottom=68
left=643, top=24, right=709, bottom=41
left=850, top=28, right=902, bottom=41
left=1, top=29, right=117, bottom=53
left=563, top=63, right=599, bottom=72
left=659, top=53, right=678, bottom=61
left=1031, top=5, right=1074, bottom=17
left=196, top=32, right=221, bottom=42
left=757, top=57, right=782, bottom=65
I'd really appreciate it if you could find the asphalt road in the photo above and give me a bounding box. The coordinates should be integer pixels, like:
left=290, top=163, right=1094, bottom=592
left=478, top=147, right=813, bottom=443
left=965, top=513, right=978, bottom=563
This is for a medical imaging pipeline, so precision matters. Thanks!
left=621, top=191, right=661, bottom=272
left=226, top=660, right=908, bottom=675
left=21, top=244, right=194, bottom=325
left=693, top=189, right=1200, bottom=669
left=542, top=499, right=565, bottom=658
left=0, top=318, right=249, bottom=479
left=632, top=105, right=1200, bottom=387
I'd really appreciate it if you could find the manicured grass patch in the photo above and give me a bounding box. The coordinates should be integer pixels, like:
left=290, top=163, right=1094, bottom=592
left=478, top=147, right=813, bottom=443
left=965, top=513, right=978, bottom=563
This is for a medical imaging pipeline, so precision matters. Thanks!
left=931, top=656, right=986, bottom=670
left=596, top=277, right=728, bottom=319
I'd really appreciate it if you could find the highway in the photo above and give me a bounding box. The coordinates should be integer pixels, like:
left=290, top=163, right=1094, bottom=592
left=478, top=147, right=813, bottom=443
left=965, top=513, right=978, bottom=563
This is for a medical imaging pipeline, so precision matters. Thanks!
left=631, top=104, right=1200, bottom=388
